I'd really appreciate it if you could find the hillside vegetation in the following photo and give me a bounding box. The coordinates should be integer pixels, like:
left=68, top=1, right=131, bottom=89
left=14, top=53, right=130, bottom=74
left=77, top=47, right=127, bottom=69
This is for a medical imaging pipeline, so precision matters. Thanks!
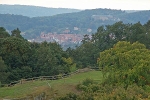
left=0, top=7, right=150, bottom=40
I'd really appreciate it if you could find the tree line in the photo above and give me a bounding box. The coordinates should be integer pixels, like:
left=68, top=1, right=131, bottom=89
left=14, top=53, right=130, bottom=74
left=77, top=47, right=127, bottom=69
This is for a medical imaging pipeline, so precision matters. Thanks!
left=0, top=27, right=77, bottom=84
left=58, top=20, right=150, bottom=100
left=0, top=20, right=150, bottom=85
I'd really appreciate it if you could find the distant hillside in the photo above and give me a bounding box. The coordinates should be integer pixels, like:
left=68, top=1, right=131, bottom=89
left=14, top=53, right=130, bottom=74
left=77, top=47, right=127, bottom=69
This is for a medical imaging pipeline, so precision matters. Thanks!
left=0, top=8, right=150, bottom=41
left=120, top=10, right=150, bottom=23
left=125, top=10, right=142, bottom=13
left=0, top=4, right=81, bottom=17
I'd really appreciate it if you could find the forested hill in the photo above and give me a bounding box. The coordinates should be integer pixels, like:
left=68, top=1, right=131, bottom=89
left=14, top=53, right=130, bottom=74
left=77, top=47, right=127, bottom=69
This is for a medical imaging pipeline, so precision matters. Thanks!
left=0, top=4, right=81, bottom=17
left=0, top=8, right=150, bottom=40
left=119, top=10, right=150, bottom=24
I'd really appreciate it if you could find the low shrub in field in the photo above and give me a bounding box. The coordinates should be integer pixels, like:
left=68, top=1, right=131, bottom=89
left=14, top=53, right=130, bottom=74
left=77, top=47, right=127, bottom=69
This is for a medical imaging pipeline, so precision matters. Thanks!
left=59, top=83, right=150, bottom=100
left=76, top=78, right=97, bottom=92
left=57, top=93, right=78, bottom=100
left=94, top=84, right=150, bottom=100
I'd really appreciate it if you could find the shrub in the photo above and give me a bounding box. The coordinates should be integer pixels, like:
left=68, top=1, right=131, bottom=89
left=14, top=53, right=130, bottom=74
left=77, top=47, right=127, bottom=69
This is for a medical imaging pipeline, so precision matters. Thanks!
left=82, top=78, right=94, bottom=86
left=58, top=93, right=78, bottom=100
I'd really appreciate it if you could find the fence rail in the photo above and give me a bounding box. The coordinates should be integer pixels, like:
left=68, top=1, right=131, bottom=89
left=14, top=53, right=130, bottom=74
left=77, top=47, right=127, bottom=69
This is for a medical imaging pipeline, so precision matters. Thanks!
left=4, top=67, right=99, bottom=87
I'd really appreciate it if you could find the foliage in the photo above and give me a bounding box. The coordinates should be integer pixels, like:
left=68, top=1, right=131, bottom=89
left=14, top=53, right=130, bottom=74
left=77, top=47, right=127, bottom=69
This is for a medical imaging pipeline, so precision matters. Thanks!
left=71, top=20, right=150, bottom=69
left=72, top=42, right=100, bottom=68
left=61, top=80, right=150, bottom=100
left=1, top=19, right=150, bottom=83
left=94, top=84, right=150, bottom=100
left=58, top=93, right=78, bottom=100
left=0, top=37, right=30, bottom=68
left=0, top=56, right=9, bottom=84
left=30, top=41, right=67, bottom=76
left=98, top=41, right=150, bottom=87
left=0, top=19, right=150, bottom=98
left=0, top=28, right=70, bottom=83
left=60, top=57, right=77, bottom=73
left=81, top=78, right=95, bottom=87
left=11, top=28, right=24, bottom=39
left=0, top=27, right=10, bottom=38
left=77, top=78, right=95, bottom=92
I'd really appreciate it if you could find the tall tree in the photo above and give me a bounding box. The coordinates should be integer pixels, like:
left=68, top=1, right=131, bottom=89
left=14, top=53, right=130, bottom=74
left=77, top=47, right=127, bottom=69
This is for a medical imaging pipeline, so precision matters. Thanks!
left=128, top=22, right=147, bottom=43
left=92, top=22, right=131, bottom=52
left=0, top=37, right=31, bottom=68
left=72, top=42, right=100, bottom=68
left=0, top=37, right=31, bottom=81
left=11, top=28, right=24, bottom=39
left=33, top=41, right=65, bottom=76
left=143, top=20, right=150, bottom=48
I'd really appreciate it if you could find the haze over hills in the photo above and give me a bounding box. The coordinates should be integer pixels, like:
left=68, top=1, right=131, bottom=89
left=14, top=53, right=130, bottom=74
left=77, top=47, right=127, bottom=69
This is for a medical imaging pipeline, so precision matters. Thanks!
left=0, top=4, right=81, bottom=17
left=0, top=5, right=150, bottom=48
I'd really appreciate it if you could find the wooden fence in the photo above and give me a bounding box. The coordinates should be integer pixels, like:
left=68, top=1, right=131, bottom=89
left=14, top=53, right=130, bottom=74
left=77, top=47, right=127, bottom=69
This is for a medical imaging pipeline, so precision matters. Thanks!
left=2, top=67, right=100, bottom=100
left=6, top=67, right=98, bottom=87
left=3, top=92, right=46, bottom=100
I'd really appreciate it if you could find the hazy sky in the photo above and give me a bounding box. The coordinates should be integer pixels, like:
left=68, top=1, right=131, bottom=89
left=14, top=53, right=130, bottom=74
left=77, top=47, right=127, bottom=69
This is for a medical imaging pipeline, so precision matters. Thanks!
left=1, top=0, right=150, bottom=10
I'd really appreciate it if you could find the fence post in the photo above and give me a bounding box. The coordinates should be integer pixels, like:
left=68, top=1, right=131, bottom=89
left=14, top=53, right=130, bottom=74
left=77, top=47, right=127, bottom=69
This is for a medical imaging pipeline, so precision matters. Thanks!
left=20, top=79, right=22, bottom=84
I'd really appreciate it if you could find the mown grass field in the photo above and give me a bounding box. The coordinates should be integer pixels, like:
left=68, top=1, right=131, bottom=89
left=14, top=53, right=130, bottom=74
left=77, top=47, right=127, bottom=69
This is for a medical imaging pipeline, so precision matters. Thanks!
left=0, top=70, right=103, bottom=99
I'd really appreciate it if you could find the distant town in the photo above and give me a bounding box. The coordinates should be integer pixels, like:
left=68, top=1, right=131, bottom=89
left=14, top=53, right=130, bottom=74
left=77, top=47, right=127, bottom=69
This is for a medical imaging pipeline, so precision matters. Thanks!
left=40, top=32, right=83, bottom=44
left=27, top=27, right=93, bottom=49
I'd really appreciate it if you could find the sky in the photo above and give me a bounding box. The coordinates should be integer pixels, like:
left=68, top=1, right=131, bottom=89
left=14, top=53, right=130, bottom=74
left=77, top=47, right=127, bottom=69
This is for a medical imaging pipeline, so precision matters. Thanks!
left=0, top=0, right=150, bottom=10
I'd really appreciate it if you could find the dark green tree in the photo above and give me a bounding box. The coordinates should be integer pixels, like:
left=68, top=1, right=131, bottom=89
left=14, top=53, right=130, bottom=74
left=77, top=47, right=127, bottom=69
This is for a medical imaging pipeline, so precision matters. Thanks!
left=11, top=28, right=24, bottom=39
left=143, top=20, right=150, bottom=48
left=72, top=41, right=100, bottom=68
left=92, top=22, right=131, bottom=52
left=0, top=56, right=9, bottom=84
left=128, top=22, right=147, bottom=43
left=0, top=37, right=31, bottom=68
left=0, top=37, right=31, bottom=81
left=0, top=27, right=10, bottom=38
left=33, top=41, right=65, bottom=76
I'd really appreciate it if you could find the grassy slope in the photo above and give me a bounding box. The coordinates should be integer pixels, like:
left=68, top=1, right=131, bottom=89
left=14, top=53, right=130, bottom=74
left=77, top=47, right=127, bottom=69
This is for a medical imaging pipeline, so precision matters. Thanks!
left=0, top=70, right=103, bottom=99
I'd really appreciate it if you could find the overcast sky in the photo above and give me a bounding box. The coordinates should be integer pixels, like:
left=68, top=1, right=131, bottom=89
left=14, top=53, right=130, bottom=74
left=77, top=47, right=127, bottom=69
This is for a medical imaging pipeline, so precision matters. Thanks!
left=1, top=0, right=150, bottom=10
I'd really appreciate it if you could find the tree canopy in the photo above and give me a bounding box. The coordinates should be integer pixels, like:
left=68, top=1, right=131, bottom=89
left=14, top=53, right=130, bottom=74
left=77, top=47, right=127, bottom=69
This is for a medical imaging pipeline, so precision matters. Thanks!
left=98, top=41, right=150, bottom=87
left=1, top=20, right=150, bottom=85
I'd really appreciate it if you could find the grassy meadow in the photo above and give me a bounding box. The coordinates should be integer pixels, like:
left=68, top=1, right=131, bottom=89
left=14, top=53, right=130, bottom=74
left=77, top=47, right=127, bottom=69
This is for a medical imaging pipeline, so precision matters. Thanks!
left=0, top=70, right=103, bottom=99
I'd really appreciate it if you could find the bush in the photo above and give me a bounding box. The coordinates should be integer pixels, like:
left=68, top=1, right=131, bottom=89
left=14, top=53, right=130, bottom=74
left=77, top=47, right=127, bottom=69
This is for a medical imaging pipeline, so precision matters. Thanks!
left=93, top=84, right=150, bottom=100
left=82, top=78, right=94, bottom=86
left=58, top=93, right=78, bottom=100
left=76, top=78, right=95, bottom=92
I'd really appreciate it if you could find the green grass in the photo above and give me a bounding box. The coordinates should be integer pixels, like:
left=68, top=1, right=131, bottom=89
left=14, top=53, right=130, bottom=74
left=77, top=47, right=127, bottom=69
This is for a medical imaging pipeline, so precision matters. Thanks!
left=0, top=70, right=103, bottom=99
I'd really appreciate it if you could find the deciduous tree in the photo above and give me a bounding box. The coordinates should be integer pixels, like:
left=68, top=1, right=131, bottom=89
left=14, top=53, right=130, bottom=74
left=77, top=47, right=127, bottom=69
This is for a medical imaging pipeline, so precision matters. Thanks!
left=98, top=41, right=150, bottom=87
